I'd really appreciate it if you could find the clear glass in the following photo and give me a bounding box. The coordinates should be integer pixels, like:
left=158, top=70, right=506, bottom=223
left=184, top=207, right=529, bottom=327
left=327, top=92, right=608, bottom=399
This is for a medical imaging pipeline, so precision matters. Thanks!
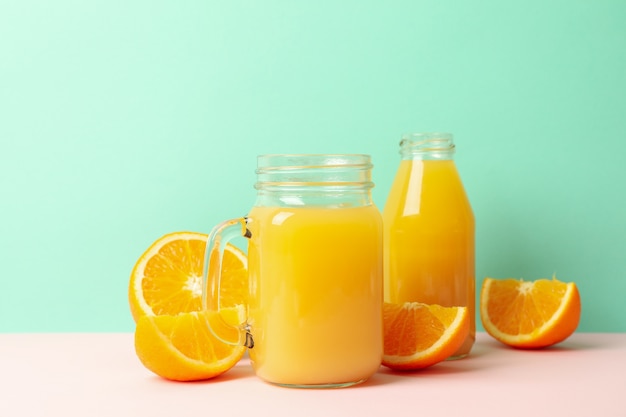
left=383, top=133, right=476, bottom=358
left=203, top=154, right=383, bottom=388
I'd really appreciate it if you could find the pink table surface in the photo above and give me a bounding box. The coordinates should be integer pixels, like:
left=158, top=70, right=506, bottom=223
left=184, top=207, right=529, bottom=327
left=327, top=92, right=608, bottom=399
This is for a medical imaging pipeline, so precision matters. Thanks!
left=1, top=332, right=624, bottom=417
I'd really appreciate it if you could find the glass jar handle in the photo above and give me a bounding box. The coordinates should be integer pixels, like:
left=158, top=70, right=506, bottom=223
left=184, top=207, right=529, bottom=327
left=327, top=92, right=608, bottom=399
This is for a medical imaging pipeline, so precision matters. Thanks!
left=202, top=217, right=254, bottom=348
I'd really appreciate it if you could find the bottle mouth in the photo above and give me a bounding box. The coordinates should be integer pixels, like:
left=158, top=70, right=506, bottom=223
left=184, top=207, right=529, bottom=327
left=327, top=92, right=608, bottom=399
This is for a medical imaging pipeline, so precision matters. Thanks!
left=399, top=132, right=455, bottom=159
left=255, top=154, right=374, bottom=189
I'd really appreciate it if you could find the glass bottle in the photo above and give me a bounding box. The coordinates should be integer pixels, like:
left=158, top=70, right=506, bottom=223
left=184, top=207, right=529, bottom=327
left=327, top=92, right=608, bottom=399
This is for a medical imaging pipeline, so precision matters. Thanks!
left=382, top=133, right=475, bottom=358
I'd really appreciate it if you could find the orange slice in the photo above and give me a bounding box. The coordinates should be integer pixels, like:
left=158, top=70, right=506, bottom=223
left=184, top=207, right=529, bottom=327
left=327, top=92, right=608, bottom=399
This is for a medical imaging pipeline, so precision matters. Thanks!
left=128, top=231, right=247, bottom=322
left=480, top=276, right=581, bottom=349
left=382, top=302, right=470, bottom=370
left=134, top=309, right=246, bottom=381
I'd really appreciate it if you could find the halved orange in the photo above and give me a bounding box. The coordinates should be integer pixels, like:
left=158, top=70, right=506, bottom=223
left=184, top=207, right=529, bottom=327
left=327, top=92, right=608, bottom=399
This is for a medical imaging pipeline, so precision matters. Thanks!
left=128, top=231, right=247, bottom=322
left=134, top=309, right=246, bottom=381
left=129, top=231, right=248, bottom=381
left=382, top=302, right=469, bottom=370
left=480, top=276, right=581, bottom=349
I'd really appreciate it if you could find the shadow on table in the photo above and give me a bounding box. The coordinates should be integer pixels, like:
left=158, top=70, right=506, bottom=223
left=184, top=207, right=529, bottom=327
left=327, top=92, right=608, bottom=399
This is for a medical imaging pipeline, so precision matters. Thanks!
left=143, top=359, right=256, bottom=386
left=483, top=334, right=612, bottom=353
left=362, top=340, right=502, bottom=387
left=142, top=335, right=610, bottom=388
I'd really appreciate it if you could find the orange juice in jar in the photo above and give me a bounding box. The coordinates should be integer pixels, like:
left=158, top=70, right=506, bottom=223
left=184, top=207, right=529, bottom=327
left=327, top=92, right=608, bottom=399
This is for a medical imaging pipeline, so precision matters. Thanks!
left=204, top=154, right=383, bottom=388
left=246, top=205, right=382, bottom=386
left=383, top=133, right=475, bottom=358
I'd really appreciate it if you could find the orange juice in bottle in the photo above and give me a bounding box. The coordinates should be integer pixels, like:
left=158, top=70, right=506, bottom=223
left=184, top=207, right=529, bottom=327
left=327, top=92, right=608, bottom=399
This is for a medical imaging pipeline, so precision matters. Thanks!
left=383, top=133, right=475, bottom=358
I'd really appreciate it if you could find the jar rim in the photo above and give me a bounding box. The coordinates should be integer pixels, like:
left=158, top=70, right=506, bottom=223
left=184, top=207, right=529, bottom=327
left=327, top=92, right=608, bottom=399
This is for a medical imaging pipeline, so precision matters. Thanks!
left=257, top=154, right=373, bottom=170
left=257, top=153, right=371, bottom=162
left=257, top=153, right=371, bottom=158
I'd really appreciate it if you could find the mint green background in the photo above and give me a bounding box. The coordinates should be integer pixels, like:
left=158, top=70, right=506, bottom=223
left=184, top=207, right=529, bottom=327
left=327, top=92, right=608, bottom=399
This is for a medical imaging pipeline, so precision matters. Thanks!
left=1, top=1, right=624, bottom=333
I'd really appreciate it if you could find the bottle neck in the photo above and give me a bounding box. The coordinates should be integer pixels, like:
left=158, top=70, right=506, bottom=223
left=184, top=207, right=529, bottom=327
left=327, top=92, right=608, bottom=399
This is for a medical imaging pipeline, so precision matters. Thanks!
left=399, top=132, right=456, bottom=160
left=254, top=154, right=375, bottom=208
